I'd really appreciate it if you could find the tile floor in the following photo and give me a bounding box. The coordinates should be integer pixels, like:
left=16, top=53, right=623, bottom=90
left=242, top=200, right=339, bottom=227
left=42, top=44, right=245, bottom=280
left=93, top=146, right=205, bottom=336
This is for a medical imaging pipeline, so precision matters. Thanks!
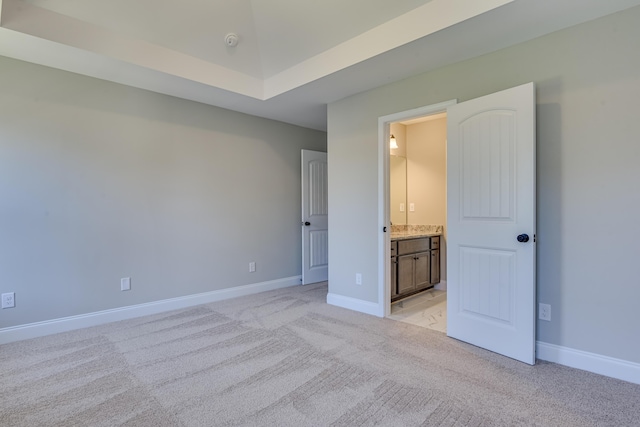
left=388, top=289, right=447, bottom=333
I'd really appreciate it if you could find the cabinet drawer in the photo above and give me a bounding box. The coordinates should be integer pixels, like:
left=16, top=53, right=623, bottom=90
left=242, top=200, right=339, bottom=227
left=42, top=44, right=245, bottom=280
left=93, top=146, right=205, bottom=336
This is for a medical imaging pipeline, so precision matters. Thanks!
left=397, top=238, right=430, bottom=255
left=430, top=236, right=440, bottom=250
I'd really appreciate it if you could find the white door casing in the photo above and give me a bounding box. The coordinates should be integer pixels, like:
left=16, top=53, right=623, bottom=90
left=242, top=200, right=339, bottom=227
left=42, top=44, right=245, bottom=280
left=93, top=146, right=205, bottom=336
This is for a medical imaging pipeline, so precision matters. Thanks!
left=302, top=150, right=328, bottom=285
left=446, top=83, right=536, bottom=365
left=378, top=100, right=457, bottom=318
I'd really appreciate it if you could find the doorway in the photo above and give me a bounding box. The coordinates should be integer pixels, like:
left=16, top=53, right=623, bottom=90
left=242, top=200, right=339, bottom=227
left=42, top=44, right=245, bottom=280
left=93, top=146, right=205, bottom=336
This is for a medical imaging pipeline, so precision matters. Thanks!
left=378, top=100, right=456, bottom=320
left=387, top=112, right=448, bottom=332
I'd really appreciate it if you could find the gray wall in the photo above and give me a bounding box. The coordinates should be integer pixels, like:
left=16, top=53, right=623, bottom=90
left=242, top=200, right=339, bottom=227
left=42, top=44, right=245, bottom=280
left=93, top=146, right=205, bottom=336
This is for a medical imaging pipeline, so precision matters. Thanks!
left=0, top=56, right=326, bottom=328
left=328, top=6, right=640, bottom=363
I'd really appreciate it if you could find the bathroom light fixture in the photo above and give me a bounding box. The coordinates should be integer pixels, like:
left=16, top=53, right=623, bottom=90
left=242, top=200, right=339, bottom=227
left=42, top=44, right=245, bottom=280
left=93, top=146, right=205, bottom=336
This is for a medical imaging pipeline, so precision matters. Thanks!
left=390, top=134, right=398, bottom=149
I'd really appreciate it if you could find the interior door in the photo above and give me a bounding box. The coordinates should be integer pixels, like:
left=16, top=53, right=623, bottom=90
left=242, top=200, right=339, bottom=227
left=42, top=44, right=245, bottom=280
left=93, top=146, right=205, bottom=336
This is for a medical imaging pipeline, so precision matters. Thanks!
left=446, top=83, right=536, bottom=364
left=301, top=150, right=328, bottom=285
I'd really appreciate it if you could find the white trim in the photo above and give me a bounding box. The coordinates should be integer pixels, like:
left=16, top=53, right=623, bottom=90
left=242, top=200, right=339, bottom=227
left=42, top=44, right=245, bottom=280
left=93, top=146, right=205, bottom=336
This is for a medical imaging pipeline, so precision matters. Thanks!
left=537, top=341, right=640, bottom=385
left=327, top=293, right=383, bottom=317
left=0, top=276, right=301, bottom=344
left=377, top=100, right=457, bottom=318
left=377, top=118, right=392, bottom=317
left=378, top=100, right=458, bottom=126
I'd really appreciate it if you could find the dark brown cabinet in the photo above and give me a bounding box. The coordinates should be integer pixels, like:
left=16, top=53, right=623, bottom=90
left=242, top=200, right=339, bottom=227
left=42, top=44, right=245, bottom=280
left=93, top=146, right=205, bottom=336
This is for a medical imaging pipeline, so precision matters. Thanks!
left=392, top=236, right=440, bottom=301
left=397, top=252, right=431, bottom=295
left=430, top=249, right=440, bottom=284
left=390, top=241, right=398, bottom=299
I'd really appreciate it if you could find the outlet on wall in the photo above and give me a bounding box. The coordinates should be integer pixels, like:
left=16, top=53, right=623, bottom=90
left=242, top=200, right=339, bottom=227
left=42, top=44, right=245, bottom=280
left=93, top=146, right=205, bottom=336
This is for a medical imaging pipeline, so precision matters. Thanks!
left=2, top=292, right=15, bottom=309
left=355, top=273, right=362, bottom=285
left=249, top=262, right=256, bottom=273
left=539, top=303, right=551, bottom=321
left=121, top=277, right=131, bottom=291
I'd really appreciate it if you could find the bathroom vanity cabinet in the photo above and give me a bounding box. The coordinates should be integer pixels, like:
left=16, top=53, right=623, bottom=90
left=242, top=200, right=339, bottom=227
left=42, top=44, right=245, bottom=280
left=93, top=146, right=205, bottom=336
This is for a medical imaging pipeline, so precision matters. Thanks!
left=391, top=235, right=440, bottom=302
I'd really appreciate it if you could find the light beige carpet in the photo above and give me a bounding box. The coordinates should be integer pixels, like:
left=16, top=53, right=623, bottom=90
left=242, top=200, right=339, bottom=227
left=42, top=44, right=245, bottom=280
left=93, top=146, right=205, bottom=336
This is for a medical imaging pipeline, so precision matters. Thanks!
left=1, top=282, right=639, bottom=426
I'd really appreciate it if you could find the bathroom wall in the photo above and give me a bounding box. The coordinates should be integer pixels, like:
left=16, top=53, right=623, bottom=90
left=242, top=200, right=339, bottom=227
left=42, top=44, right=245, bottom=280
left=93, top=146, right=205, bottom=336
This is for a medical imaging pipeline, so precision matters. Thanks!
left=406, top=117, right=447, bottom=228
left=389, top=123, right=408, bottom=226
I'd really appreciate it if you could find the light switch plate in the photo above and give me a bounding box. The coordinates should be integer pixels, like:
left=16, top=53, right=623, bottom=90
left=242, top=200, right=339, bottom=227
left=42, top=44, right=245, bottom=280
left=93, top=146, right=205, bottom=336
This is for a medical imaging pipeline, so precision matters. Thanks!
left=409, top=203, right=415, bottom=212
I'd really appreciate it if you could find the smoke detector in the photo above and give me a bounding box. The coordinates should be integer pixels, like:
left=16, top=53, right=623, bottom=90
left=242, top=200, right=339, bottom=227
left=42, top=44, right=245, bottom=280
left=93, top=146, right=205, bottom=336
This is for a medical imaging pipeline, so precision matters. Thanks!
left=224, top=33, right=239, bottom=47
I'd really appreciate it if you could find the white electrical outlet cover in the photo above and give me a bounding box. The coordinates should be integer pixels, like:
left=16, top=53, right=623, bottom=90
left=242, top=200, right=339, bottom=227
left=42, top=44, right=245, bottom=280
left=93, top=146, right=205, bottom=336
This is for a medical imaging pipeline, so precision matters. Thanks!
left=121, top=277, right=131, bottom=291
left=2, top=292, right=15, bottom=308
left=539, top=303, right=551, bottom=321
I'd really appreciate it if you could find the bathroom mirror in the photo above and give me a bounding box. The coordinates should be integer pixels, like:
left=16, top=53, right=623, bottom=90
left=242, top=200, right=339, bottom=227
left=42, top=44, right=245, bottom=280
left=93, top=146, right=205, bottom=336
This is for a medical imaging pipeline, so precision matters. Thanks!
left=390, top=155, right=407, bottom=225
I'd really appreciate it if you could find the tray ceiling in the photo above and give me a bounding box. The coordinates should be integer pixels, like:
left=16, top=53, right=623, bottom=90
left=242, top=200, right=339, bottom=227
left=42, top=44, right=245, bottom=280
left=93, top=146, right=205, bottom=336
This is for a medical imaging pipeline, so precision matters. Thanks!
left=1, top=0, right=639, bottom=130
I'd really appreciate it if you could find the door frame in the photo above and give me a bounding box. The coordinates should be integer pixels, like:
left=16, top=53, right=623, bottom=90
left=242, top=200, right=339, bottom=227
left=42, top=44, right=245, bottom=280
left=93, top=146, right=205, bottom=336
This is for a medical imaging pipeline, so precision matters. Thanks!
left=377, top=99, right=457, bottom=317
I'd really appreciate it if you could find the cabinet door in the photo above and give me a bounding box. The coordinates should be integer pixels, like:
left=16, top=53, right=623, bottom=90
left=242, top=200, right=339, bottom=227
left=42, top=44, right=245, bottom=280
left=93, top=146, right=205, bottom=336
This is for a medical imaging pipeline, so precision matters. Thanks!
left=391, top=256, right=398, bottom=297
left=397, top=255, right=415, bottom=295
left=414, top=251, right=431, bottom=290
left=430, top=250, right=440, bottom=284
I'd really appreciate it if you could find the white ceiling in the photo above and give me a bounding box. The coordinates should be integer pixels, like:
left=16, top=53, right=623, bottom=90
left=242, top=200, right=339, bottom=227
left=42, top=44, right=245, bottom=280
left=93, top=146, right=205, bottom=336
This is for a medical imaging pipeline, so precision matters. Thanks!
left=1, top=0, right=640, bottom=131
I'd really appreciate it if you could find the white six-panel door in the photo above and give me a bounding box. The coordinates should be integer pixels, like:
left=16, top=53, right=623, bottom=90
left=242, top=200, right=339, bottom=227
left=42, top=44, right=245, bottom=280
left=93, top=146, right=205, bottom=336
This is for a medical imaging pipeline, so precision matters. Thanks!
left=446, top=83, right=536, bottom=364
left=301, top=150, right=328, bottom=285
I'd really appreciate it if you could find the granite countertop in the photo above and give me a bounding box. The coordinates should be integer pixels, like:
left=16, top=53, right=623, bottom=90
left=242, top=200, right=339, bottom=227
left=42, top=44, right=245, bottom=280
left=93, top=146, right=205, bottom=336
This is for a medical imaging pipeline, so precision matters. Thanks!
left=390, top=231, right=441, bottom=241
left=390, top=225, right=443, bottom=241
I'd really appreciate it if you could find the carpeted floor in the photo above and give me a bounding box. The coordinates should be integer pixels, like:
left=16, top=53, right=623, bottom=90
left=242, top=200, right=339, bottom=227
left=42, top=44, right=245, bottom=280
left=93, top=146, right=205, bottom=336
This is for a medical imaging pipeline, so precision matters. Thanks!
left=1, top=282, right=639, bottom=426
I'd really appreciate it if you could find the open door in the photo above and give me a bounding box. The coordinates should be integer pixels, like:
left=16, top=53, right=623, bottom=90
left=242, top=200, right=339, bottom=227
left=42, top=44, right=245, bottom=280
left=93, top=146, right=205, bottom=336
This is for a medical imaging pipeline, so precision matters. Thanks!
left=446, top=83, right=536, bottom=364
left=301, top=150, right=328, bottom=285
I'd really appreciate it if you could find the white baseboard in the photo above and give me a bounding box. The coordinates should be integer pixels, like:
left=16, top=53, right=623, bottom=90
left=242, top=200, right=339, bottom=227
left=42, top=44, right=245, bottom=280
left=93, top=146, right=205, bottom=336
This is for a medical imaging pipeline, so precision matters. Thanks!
left=0, top=276, right=301, bottom=345
left=537, top=341, right=640, bottom=385
left=327, top=293, right=383, bottom=317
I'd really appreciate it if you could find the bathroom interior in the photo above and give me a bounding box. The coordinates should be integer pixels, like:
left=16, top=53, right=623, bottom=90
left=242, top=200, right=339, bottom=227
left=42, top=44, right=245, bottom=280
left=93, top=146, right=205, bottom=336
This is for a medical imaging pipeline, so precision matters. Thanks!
left=388, top=112, right=447, bottom=333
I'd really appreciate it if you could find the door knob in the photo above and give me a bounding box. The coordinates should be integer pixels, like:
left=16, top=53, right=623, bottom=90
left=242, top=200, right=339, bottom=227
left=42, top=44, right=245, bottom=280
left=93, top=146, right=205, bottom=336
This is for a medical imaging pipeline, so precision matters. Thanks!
left=517, top=234, right=529, bottom=243
left=304, top=221, right=311, bottom=226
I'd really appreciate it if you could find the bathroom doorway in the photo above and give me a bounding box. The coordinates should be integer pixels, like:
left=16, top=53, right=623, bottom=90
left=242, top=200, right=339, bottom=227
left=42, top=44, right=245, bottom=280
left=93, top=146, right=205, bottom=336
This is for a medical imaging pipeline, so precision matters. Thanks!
left=386, top=111, right=448, bottom=332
